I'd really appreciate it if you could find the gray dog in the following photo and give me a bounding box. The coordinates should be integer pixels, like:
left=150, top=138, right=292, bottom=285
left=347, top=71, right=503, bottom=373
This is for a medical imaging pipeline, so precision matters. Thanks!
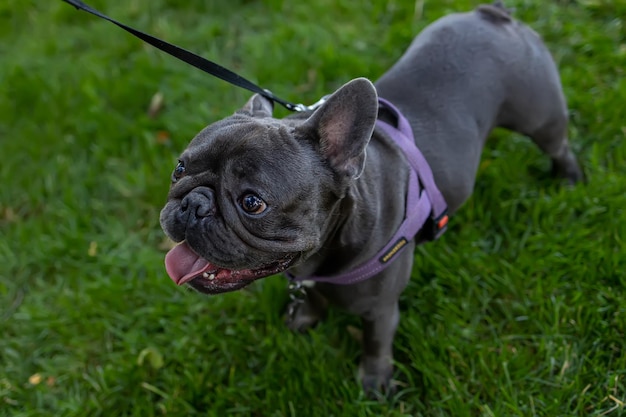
left=160, top=3, right=583, bottom=393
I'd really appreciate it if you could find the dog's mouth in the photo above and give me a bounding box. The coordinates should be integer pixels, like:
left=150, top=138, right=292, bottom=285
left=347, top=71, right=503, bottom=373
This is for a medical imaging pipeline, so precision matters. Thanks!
left=164, top=241, right=294, bottom=294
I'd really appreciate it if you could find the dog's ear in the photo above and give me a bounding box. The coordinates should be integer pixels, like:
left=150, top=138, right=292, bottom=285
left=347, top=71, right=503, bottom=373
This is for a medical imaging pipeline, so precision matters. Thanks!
left=297, top=78, right=378, bottom=179
left=239, top=94, right=274, bottom=118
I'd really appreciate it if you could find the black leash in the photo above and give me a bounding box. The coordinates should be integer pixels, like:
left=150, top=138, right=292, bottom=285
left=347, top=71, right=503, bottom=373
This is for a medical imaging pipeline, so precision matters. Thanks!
left=61, top=0, right=308, bottom=112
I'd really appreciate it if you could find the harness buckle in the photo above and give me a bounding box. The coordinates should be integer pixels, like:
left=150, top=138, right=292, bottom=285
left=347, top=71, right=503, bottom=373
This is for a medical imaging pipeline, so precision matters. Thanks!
left=424, top=210, right=449, bottom=241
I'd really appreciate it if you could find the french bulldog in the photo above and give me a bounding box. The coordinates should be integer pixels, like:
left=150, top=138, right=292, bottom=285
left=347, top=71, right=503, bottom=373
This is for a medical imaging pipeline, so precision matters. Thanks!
left=160, top=2, right=583, bottom=394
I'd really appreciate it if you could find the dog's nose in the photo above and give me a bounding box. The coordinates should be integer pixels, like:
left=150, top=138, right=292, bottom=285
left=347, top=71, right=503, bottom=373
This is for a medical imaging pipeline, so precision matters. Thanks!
left=180, top=187, right=217, bottom=218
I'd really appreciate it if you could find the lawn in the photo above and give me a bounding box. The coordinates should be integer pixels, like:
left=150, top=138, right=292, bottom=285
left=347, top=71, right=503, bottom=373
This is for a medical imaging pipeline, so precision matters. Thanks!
left=1, top=0, right=625, bottom=415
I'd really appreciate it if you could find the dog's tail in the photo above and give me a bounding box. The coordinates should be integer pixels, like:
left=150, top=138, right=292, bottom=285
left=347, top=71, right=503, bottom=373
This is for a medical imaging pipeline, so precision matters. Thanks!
left=477, top=1, right=513, bottom=23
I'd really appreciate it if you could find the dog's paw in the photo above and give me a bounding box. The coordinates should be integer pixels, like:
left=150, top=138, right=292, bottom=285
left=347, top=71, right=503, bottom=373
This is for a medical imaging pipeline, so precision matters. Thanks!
left=359, top=359, right=396, bottom=399
left=554, top=161, right=585, bottom=186
left=551, top=150, right=585, bottom=185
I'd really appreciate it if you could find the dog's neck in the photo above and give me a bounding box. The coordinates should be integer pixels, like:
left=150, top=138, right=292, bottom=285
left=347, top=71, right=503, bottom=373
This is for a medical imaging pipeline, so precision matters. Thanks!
left=289, top=125, right=411, bottom=279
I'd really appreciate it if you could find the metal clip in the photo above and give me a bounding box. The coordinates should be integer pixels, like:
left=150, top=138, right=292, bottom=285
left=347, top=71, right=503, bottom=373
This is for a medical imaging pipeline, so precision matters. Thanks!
left=289, top=95, right=329, bottom=112
left=288, top=281, right=307, bottom=302
left=286, top=281, right=307, bottom=320
left=290, top=103, right=309, bottom=112
left=305, top=95, right=329, bottom=111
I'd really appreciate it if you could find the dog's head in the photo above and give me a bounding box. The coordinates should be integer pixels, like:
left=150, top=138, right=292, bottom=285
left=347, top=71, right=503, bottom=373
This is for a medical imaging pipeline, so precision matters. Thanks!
left=159, top=78, right=378, bottom=294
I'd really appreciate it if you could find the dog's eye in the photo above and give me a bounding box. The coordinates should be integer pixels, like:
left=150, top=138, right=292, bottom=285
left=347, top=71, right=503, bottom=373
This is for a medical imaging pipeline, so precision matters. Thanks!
left=172, top=160, right=186, bottom=183
left=240, top=194, right=267, bottom=215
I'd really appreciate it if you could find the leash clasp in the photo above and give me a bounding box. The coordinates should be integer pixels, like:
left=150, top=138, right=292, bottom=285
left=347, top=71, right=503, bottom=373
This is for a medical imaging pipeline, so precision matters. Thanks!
left=288, top=281, right=307, bottom=303
left=286, top=281, right=307, bottom=321
left=288, top=95, right=329, bottom=112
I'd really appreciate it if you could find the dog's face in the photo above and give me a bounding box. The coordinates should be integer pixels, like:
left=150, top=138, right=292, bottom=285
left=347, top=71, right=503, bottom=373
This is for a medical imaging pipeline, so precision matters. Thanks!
left=160, top=78, right=379, bottom=294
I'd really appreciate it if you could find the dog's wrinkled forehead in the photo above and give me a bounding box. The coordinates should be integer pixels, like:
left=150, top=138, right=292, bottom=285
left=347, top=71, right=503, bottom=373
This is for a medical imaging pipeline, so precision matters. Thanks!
left=179, top=115, right=319, bottom=195
left=187, top=116, right=303, bottom=164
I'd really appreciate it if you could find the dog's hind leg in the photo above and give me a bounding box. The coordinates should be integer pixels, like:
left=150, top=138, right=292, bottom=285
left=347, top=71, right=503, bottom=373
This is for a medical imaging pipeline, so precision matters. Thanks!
left=500, top=105, right=584, bottom=185
left=526, top=116, right=584, bottom=185
left=496, top=80, right=584, bottom=185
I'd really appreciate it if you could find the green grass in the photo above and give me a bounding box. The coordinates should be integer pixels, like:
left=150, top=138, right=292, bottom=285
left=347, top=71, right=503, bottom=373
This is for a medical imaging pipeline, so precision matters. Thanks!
left=1, top=0, right=625, bottom=415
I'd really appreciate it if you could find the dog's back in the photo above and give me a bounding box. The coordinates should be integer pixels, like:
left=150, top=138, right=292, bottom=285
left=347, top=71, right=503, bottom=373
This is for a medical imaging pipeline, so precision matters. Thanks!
left=375, top=3, right=571, bottom=211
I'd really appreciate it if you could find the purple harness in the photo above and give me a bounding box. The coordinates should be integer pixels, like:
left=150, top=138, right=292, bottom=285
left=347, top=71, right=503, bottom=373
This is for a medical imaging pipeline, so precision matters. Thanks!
left=287, top=97, right=448, bottom=285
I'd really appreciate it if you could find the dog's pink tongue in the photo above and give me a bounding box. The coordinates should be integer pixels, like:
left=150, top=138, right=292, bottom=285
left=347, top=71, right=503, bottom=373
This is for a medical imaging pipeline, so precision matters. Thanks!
left=165, top=242, right=213, bottom=285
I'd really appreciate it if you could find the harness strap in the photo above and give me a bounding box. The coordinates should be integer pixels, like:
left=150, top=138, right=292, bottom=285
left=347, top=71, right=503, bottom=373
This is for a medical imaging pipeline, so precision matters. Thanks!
left=287, top=98, right=448, bottom=285
left=378, top=98, right=448, bottom=238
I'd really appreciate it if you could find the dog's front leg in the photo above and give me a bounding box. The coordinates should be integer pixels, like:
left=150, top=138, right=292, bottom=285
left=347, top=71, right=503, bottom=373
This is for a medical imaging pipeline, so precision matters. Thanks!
left=359, top=301, right=400, bottom=395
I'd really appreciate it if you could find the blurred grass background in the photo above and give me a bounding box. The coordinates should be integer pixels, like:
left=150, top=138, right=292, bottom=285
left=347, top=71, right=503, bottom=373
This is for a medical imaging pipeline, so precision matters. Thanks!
left=1, top=0, right=625, bottom=415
